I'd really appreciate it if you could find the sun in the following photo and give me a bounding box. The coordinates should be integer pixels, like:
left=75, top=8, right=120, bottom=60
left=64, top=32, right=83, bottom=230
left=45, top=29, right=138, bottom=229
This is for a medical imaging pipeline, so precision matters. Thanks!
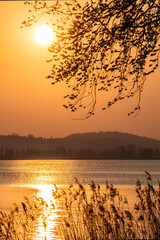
left=34, top=25, right=55, bottom=45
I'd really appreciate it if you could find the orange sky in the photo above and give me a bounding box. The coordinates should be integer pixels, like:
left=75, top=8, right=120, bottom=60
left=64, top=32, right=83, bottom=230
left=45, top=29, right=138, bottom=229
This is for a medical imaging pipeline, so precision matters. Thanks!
left=0, top=1, right=160, bottom=139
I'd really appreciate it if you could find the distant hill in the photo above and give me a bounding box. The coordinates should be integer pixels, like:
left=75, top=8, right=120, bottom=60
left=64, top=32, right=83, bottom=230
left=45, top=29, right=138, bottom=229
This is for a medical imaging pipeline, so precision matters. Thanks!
left=0, top=132, right=160, bottom=159
left=0, top=131, right=160, bottom=151
left=61, top=132, right=160, bottom=150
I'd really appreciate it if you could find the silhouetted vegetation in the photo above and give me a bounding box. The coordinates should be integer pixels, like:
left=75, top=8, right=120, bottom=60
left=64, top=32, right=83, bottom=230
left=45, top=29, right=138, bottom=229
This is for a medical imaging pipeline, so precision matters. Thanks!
left=0, top=173, right=160, bottom=239
left=0, top=132, right=160, bottom=159
left=0, top=145, right=160, bottom=160
left=0, top=196, right=46, bottom=239
left=53, top=173, right=160, bottom=239
left=22, top=0, right=160, bottom=118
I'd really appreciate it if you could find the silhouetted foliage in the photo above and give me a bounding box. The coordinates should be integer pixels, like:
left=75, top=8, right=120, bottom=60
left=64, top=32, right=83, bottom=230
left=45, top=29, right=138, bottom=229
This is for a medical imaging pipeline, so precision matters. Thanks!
left=22, top=0, right=160, bottom=118
left=0, top=173, right=160, bottom=239
left=0, top=132, right=160, bottom=159
left=0, top=145, right=159, bottom=159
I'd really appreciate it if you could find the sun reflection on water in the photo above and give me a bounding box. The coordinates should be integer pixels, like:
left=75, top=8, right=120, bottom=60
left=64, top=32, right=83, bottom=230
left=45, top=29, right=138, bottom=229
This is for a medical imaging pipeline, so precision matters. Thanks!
left=37, top=185, right=54, bottom=204
left=33, top=185, right=61, bottom=240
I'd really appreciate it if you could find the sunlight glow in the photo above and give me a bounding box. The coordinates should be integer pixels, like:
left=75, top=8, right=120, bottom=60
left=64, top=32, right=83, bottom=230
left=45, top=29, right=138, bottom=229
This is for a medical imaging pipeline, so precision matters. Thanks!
left=34, top=185, right=60, bottom=240
left=36, top=185, right=55, bottom=204
left=39, top=185, right=53, bottom=203
left=34, top=25, right=55, bottom=45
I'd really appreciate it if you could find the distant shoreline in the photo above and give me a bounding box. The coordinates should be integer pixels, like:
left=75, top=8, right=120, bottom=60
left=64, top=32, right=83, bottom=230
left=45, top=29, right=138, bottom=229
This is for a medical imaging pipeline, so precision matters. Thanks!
left=1, top=157, right=160, bottom=160
left=0, top=131, right=160, bottom=159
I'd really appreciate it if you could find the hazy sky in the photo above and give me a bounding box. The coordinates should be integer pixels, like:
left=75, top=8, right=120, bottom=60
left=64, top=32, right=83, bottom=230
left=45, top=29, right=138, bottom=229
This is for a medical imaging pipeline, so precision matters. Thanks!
left=0, top=1, right=160, bottom=139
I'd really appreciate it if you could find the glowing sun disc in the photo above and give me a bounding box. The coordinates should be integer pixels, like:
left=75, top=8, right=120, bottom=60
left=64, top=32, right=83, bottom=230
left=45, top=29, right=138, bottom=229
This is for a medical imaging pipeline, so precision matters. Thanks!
left=34, top=25, right=55, bottom=45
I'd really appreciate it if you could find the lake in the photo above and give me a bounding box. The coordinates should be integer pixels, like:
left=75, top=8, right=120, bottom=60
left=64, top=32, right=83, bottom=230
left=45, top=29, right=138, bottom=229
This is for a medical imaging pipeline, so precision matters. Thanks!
left=0, top=159, right=160, bottom=186
left=0, top=159, right=160, bottom=239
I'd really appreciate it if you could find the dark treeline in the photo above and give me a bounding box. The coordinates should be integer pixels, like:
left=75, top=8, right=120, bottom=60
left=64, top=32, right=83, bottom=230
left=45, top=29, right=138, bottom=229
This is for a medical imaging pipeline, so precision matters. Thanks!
left=0, top=144, right=160, bottom=160
left=0, top=132, right=160, bottom=159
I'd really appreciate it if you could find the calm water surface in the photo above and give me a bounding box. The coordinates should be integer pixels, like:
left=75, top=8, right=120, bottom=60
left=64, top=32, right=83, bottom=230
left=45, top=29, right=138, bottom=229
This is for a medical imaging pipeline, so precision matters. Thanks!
left=0, top=159, right=160, bottom=239
left=0, top=159, right=160, bottom=186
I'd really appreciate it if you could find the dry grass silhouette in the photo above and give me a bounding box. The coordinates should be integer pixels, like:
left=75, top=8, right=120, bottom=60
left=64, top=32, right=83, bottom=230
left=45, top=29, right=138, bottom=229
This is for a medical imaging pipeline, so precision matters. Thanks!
left=0, top=172, right=160, bottom=239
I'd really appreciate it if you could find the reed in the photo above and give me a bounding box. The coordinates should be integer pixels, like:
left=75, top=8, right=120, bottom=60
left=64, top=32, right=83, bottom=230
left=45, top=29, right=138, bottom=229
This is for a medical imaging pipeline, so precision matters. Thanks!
left=53, top=173, right=160, bottom=239
left=0, top=172, right=160, bottom=239
left=0, top=196, right=47, bottom=239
